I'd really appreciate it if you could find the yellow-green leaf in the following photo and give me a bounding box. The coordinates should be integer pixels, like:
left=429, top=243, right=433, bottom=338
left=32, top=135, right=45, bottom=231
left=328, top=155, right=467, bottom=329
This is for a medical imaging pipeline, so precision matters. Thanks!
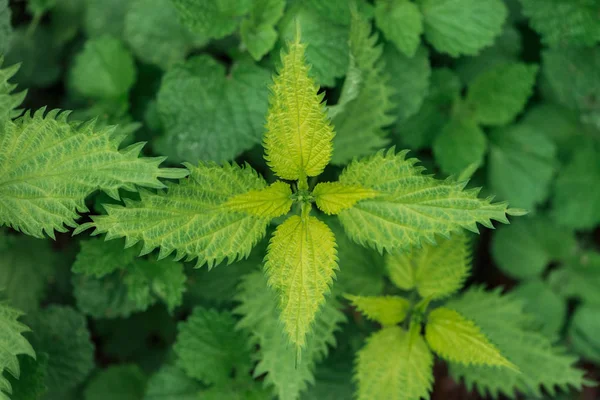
left=345, top=295, right=410, bottom=326
left=356, top=326, right=433, bottom=400
left=425, top=307, right=514, bottom=369
left=385, top=251, right=416, bottom=291
left=313, top=182, right=378, bottom=215
left=224, top=181, right=293, bottom=218
left=263, top=36, right=335, bottom=180
left=264, top=215, right=338, bottom=348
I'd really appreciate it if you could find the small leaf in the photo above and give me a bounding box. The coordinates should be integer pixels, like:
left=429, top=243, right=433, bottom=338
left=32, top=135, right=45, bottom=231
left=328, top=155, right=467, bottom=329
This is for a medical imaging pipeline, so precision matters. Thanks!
left=0, top=0, right=11, bottom=54
left=171, top=0, right=252, bottom=40
left=264, top=37, right=335, bottom=180
left=345, top=295, right=410, bottom=326
left=374, top=0, right=423, bottom=57
left=84, top=365, right=147, bottom=400
left=433, top=116, right=487, bottom=176
left=356, top=326, right=433, bottom=400
left=0, top=57, right=26, bottom=122
left=313, top=182, right=378, bottom=215
left=512, top=280, right=566, bottom=338
left=264, top=215, right=338, bottom=348
left=225, top=181, right=293, bottom=218
left=569, top=305, right=600, bottom=364
left=144, top=365, right=203, bottom=400
left=6, top=352, right=48, bottom=400
left=426, top=307, right=514, bottom=368
left=240, top=0, right=285, bottom=60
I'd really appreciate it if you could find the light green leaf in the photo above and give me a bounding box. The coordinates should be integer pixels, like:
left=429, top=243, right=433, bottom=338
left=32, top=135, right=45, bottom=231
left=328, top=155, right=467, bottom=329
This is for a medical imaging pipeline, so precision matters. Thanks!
left=356, top=326, right=433, bottom=400
left=174, top=307, right=251, bottom=385
left=5, top=352, right=48, bottom=400
left=569, top=305, right=600, bottom=364
left=337, top=149, right=515, bottom=253
left=144, top=365, right=203, bottom=400
left=264, top=215, right=337, bottom=348
left=488, top=122, right=557, bottom=210
left=448, top=287, right=586, bottom=399
left=375, top=0, right=422, bottom=57
left=421, top=0, right=507, bottom=56
left=518, top=0, right=600, bottom=47
left=0, top=110, right=187, bottom=239
left=84, top=365, right=147, bottom=400
left=125, top=0, right=202, bottom=69
left=466, top=62, right=538, bottom=126
left=0, top=0, right=11, bottom=55
left=512, top=280, right=566, bottom=338
left=433, top=116, right=487, bottom=175
left=313, top=182, right=378, bottom=215
left=0, top=302, right=35, bottom=400
left=331, top=8, right=394, bottom=165
left=70, top=36, right=136, bottom=100
left=171, top=0, right=252, bottom=40
left=240, top=0, right=285, bottom=60
left=156, top=56, right=270, bottom=163
left=0, top=57, right=25, bottom=122
left=345, top=295, right=410, bottom=326
left=426, top=307, right=513, bottom=368
left=225, top=181, right=293, bottom=218
left=235, top=272, right=346, bottom=400
left=264, top=38, right=335, bottom=180
left=491, top=216, right=577, bottom=279
left=26, top=306, right=95, bottom=396
left=84, top=162, right=271, bottom=267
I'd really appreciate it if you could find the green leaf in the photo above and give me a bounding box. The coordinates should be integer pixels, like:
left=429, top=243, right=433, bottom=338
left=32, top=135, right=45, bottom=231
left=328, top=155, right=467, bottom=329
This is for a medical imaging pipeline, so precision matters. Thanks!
left=0, top=302, right=35, bottom=400
left=337, top=149, right=515, bottom=253
left=330, top=8, right=394, bottom=165
left=224, top=181, right=293, bottom=218
left=84, top=365, right=147, bottom=400
left=26, top=306, right=95, bottom=396
left=548, top=251, right=600, bottom=305
left=264, top=215, right=337, bottom=349
left=240, top=0, right=285, bottom=60
left=171, top=0, right=252, bottom=40
left=50, top=0, right=85, bottom=44
left=491, top=216, right=577, bottom=279
left=551, top=145, right=600, bottom=229
left=0, top=233, right=56, bottom=312
left=356, top=326, right=433, bottom=400
left=199, top=377, right=272, bottom=400
left=84, top=162, right=271, bottom=267
left=156, top=56, right=270, bottom=163
left=466, top=62, right=538, bottom=126
left=70, top=36, right=136, bottom=100
left=313, top=182, right=378, bottom=215
left=426, top=307, right=513, bottom=368
left=433, top=116, right=487, bottom=175
left=512, top=280, right=566, bottom=338
left=519, top=0, right=600, bottom=47
left=264, top=38, right=335, bottom=180
left=72, top=238, right=137, bottom=278
left=235, top=272, right=346, bottom=400
left=420, top=0, right=507, bottom=57
left=0, top=110, right=187, bottom=238
left=0, top=57, right=25, bottom=122
left=448, top=287, right=586, bottom=399
left=6, top=353, right=48, bottom=400
left=144, top=365, right=203, bottom=400
left=383, top=44, right=431, bottom=122
left=27, top=0, right=56, bottom=16
left=345, top=295, right=410, bottom=326
left=84, top=0, right=132, bottom=39
left=174, top=307, right=251, bottom=385
left=386, top=233, right=471, bottom=299
left=488, top=122, right=557, bottom=210
left=0, top=0, right=11, bottom=55
left=375, top=0, right=422, bottom=57
left=569, top=305, right=600, bottom=364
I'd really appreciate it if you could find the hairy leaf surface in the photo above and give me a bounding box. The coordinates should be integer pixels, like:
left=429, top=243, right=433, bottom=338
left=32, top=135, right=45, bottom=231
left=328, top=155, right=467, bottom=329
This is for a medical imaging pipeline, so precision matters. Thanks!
left=225, top=181, right=292, bottom=218
left=313, top=182, right=378, bottom=215
left=345, top=295, right=410, bottom=326
left=0, top=58, right=25, bottom=123
left=171, top=0, right=251, bottom=40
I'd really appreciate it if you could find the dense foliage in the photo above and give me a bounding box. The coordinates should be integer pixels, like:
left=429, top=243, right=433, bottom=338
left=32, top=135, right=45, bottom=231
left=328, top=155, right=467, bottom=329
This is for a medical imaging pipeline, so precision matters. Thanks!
left=0, top=0, right=599, bottom=399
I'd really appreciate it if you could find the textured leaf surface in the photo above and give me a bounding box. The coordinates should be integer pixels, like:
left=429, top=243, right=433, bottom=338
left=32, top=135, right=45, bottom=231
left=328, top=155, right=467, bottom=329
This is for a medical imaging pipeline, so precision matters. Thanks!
left=5, top=352, right=48, bottom=400
left=72, top=238, right=137, bottom=278
left=0, top=110, right=187, bottom=238
left=331, top=9, right=394, bottom=165
left=241, top=0, right=285, bottom=60
left=375, top=0, right=422, bottom=57
left=519, top=0, right=600, bottom=47
left=421, top=0, right=507, bottom=56
left=174, top=307, right=251, bottom=385
left=156, top=56, right=269, bottom=163
left=171, top=0, right=251, bottom=39
left=448, top=287, right=585, bottom=398
left=0, top=302, right=35, bottom=399
left=144, top=365, right=202, bottom=400
left=313, top=182, right=378, bottom=215
left=235, top=272, right=345, bottom=400
left=426, top=307, right=512, bottom=368
left=337, top=149, right=513, bottom=253
left=84, top=365, right=147, bottom=400
left=264, top=39, right=334, bottom=180
left=488, top=122, right=557, bottom=210
left=0, top=0, right=11, bottom=54
left=0, top=57, right=25, bottom=122
left=70, top=36, right=136, bottom=99
left=225, top=181, right=292, bottom=218
left=346, top=295, right=409, bottom=326
left=386, top=234, right=471, bottom=299
left=356, top=326, right=433, bottom=400
left=433, top=117, right=487, bottom=175
left=466, top=63, right=538, bottom=126
left=85, top=163, right=270, bottom=267
left=264, top=215, right=337, bottom=348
